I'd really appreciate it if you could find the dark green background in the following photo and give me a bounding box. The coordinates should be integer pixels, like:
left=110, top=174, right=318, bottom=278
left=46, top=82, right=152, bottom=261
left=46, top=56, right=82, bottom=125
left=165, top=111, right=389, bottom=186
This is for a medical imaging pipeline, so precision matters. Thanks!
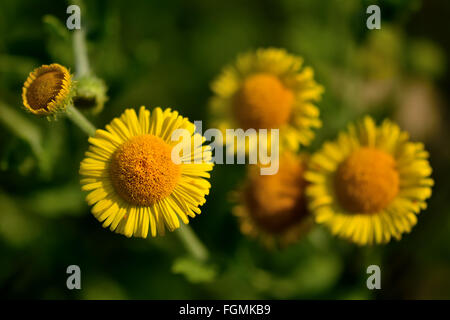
left=0, top=0, right=449, bottom=299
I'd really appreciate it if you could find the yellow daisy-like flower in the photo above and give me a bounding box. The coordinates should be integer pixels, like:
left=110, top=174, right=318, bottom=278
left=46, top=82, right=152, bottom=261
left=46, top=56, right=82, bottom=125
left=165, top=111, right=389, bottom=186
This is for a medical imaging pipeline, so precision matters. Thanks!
left=80, top=106, right=214, bottom=238
left=22, top=63, right=74, bottom=116
left=210, top=48, right=323, bottom=152
left=233, top=152, right=313, bottom=247
left=305, top=116, right=433, bottom=245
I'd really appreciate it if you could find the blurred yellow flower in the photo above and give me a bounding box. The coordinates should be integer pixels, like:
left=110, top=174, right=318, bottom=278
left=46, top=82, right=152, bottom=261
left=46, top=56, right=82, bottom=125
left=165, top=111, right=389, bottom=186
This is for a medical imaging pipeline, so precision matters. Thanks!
left=210, top=48, right=323, bottom=152
left=80, top=106, right=214, bottom=238
left=306, top=116, right=433, bottom=245
left=22, top=63, right=73, bottom=116
left=233, top=152, right=312, bottom=248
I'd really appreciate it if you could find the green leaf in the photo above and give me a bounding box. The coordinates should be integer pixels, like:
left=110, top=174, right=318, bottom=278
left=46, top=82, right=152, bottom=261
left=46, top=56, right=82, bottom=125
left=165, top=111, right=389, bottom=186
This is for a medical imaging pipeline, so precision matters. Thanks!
left=43, top=15, right=70, bottom=41
left=42, top=15, right=73, bottom=65
left=0, top=192, right=41, bottom=248
left=24, top=184, right=85, bottom=218
left=172, top=257, right=217, bottom=284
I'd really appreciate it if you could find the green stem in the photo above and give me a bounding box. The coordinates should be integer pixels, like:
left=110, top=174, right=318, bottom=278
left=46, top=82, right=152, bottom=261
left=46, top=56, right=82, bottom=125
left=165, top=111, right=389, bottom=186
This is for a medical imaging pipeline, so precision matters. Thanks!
left=66, top=104, right=96, bottom=136
left=70, top=0, right=90, bottom=77
left=73, top=27, right=90, bottom=77
left=176, top=225, right=209, bottom=261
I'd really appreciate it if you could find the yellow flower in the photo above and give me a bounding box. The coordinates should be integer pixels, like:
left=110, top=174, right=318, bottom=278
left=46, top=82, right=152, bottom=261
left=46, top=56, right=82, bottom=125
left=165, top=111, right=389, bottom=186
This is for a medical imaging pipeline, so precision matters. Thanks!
left=305, top=116, right=433, bottom=245
left=80, top=106, right=214, bottom=238
left=210, top=48, right=323, bottom=152
left=233, top=152, right=312, bottom=247
left=22, top=63, right=74, bottom=116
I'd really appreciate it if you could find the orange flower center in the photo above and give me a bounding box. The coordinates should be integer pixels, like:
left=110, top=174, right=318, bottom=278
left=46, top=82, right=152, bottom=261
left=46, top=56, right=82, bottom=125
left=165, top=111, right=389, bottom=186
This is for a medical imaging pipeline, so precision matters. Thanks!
left=109, top=134, right=181, bottom=206
left=233, top=73, right=294, bottom=130
left=335, top=147, right=399, bottom=213
left=26, top=70, right=65, bottom=111
left=245, top=154, right=307, bottom=233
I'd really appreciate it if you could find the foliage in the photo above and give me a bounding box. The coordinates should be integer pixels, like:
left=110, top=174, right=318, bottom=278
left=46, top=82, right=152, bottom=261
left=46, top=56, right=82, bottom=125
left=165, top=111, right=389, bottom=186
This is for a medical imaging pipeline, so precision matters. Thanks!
left=0, top=0, right=449, bottom=299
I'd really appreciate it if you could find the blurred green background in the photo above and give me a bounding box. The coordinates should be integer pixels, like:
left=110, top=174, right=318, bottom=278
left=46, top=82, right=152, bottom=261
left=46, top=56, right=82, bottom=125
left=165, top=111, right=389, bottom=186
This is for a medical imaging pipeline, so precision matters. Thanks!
left=1, top=0, right=449, bottom=299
